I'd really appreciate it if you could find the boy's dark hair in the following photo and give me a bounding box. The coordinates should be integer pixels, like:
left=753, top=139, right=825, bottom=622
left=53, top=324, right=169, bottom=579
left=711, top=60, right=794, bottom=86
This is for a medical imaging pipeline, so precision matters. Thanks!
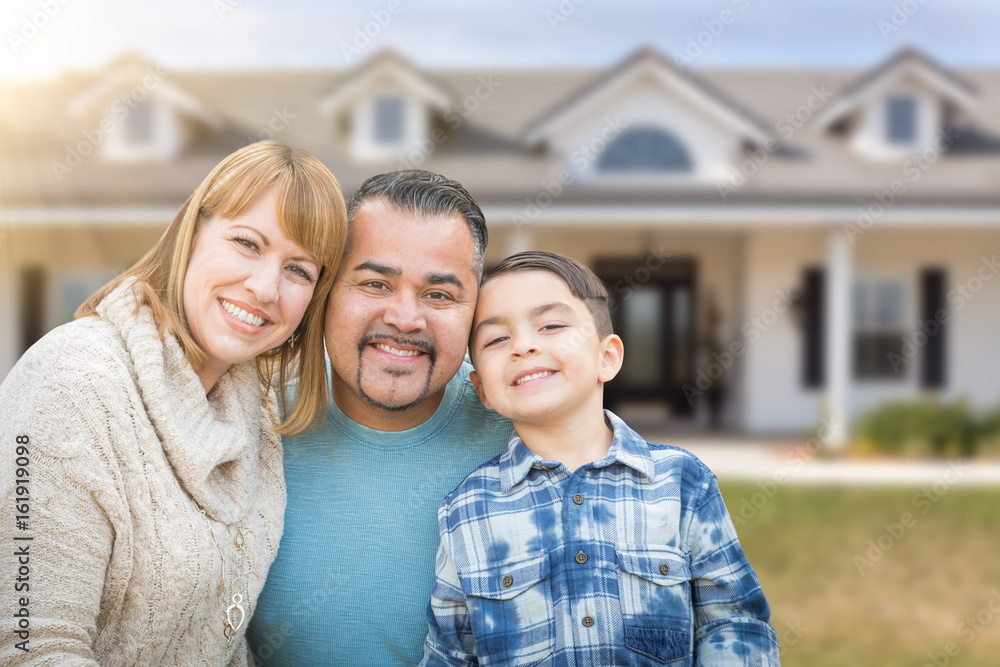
left=483, top=251, right=613, bottom=339
left=345, top=170, right=488, bottom=279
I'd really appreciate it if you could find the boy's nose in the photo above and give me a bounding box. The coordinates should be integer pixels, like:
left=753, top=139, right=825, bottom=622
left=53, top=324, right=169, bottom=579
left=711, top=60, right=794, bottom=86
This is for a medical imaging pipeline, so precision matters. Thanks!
left=511, top=338, right=539, bottom=357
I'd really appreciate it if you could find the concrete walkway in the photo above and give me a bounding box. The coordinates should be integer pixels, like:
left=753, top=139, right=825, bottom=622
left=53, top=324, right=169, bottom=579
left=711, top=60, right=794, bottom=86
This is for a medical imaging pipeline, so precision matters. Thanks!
left=638, top=431, right=1000, bottom=486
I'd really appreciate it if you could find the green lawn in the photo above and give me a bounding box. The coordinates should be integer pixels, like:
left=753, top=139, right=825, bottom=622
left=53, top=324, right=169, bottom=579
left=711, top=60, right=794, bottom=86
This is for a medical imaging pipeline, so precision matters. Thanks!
left=718, top=482, right=1000, bottom=667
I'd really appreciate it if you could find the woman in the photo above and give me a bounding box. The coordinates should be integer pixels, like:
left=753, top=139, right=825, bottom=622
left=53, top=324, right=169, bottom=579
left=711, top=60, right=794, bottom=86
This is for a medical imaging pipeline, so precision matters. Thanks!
left=0, top=141, right=346, bottom=665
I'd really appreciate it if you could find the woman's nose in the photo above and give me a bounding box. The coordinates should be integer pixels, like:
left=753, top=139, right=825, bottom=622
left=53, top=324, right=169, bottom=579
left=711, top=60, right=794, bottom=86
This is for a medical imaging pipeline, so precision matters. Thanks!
left=243, top=258, right=281, bottom=304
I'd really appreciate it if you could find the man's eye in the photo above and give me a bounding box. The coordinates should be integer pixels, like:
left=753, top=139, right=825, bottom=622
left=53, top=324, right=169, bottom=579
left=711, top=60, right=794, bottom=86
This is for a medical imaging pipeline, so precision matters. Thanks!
left=426, top=291, right=453, bottom=301
left=364, top=281, right=389, bottom=290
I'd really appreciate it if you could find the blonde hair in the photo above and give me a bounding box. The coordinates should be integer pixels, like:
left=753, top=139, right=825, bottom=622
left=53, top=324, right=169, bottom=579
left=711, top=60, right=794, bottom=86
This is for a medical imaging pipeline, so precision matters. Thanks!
left=78, top=141, right=347, bottom=436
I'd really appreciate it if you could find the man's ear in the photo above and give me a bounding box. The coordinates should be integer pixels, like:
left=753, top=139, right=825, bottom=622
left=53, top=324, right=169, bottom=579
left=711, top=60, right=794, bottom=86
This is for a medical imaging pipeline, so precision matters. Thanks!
left=469, top=369, right=493, bottom=411
left=598, top=334, right=624, bottom=384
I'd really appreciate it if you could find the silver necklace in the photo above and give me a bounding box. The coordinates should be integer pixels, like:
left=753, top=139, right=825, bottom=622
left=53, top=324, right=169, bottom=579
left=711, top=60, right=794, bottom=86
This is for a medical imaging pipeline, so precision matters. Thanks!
left=198, top=508, right=250, bottom=648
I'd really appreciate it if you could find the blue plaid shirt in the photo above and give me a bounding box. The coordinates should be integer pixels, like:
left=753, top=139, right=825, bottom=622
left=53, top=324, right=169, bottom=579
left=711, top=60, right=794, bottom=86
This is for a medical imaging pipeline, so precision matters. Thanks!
left=421, top=411, right=779, bottom=666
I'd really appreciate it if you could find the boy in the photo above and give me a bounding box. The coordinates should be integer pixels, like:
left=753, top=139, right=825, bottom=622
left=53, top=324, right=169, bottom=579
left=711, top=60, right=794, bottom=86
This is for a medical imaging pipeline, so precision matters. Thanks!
left=420, top=251, right=780, bottom=666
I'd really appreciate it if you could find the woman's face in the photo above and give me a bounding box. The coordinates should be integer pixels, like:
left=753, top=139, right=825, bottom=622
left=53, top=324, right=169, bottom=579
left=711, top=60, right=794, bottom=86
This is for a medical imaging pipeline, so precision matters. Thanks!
left=183, top=182, right=320, bottom=391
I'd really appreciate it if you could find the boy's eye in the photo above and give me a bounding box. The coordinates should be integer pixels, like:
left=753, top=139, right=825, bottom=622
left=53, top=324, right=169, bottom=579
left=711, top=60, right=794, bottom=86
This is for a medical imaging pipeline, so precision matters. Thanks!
left=483, top=335, right=508, bottom=348
left=540, top=323, right=566, bottom=331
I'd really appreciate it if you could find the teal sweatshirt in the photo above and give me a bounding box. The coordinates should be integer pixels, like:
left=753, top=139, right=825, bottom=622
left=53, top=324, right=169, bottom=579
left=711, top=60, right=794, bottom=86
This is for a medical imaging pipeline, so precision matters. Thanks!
left=247, top=362, right=513, bottom=666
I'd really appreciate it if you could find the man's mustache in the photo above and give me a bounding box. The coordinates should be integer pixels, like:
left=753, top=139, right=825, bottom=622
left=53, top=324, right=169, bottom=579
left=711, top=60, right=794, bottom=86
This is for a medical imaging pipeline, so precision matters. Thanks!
left=358, top=331, right=437, bottom=364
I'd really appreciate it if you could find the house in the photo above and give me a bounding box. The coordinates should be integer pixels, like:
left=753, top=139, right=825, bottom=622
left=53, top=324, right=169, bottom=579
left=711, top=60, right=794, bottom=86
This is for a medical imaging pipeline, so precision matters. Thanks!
left=2, top=46, right=999, bottom=440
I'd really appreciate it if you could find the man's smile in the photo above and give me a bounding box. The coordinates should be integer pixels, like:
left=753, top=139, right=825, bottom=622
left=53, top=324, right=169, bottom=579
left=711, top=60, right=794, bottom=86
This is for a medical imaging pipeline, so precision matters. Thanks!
left=372, top=342, right=425, bottom=358
left=358, top=332, right=437, bottom=366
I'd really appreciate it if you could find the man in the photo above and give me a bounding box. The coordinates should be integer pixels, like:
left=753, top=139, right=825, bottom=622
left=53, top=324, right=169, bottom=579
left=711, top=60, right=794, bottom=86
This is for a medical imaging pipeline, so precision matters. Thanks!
left=247, top=171, right=513, bottom=666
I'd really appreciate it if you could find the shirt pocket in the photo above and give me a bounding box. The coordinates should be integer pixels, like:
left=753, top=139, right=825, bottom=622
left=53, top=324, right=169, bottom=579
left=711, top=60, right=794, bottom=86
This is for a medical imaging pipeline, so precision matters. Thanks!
left=615, top=544, right=694, bottom=665
left=457, top=550, right=555, bottom=666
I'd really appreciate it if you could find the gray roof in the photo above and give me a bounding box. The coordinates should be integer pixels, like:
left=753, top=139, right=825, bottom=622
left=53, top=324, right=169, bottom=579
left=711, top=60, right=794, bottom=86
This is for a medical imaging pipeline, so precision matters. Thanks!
left=3, top=48, right=1000, bottom=210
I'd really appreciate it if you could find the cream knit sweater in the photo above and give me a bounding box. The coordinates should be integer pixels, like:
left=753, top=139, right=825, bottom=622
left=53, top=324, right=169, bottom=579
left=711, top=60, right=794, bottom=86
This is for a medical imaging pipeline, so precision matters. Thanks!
left=0, top=281, right=286, bottom=666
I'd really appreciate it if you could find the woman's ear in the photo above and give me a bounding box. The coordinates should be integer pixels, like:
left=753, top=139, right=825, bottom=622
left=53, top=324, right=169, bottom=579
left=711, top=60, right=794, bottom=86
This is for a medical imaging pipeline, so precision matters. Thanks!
left=469, top=369, right=493, bottom=411
left=597, top=334, right=624, bottom=384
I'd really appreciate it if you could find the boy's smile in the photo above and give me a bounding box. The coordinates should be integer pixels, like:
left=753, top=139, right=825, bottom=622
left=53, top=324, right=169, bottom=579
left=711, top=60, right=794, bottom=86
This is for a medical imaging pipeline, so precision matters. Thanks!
left=511, top=367, right=557, bottom=387
left=470, top=270, right=621, bottom=428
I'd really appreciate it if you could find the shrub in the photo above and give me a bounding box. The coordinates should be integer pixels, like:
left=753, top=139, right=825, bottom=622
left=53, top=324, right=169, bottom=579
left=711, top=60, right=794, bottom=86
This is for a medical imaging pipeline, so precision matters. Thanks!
left=852, top=399, right=986, bottom=458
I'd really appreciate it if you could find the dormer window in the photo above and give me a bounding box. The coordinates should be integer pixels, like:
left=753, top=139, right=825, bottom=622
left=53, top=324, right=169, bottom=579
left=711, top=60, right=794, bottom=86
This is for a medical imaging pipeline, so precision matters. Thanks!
left=886, top=95, right=917, bottom=144
left=374, top=96, right=404, bottom=144
left=598, top=127, right=692, bottom=173
left=123, top=99, right=156, bottom=147
left=101, top=97, right=185, bottom=162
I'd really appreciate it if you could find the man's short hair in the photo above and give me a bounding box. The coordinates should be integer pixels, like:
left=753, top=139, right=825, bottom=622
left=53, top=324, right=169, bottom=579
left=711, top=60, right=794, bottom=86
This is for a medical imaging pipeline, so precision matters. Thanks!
left=483, top=251, right=613, bottom=339
left=346, top=170, right=488, bottom=279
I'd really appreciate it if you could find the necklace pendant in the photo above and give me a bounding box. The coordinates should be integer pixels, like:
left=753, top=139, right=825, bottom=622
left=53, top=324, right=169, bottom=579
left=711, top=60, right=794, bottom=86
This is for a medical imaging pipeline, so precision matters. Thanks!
left=226, top=593, right=246, bottom=634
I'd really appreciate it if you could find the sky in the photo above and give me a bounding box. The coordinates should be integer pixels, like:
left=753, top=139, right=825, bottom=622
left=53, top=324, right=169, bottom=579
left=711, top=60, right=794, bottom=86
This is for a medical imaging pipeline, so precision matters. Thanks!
left=0, top=0, right=998, bottom=81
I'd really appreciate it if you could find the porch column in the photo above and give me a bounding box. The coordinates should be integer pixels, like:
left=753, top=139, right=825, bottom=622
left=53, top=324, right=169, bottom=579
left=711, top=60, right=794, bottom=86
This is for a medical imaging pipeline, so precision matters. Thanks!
left=825, top=230, right=851, bottom=447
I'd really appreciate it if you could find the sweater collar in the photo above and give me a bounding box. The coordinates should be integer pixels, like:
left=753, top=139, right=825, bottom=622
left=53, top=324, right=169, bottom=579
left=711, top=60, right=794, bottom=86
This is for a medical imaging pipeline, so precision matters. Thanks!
left=96, top=279, right=271, bottom=523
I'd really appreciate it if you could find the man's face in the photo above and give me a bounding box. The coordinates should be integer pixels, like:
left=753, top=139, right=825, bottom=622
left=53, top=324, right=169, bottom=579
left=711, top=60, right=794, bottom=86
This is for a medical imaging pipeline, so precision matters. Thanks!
left=325, top=200, right=479, bottom=429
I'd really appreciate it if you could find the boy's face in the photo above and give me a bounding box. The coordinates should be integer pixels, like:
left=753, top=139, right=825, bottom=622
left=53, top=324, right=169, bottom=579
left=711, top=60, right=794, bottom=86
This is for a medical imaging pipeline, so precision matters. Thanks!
left=469, top=269, right=622, bottom=426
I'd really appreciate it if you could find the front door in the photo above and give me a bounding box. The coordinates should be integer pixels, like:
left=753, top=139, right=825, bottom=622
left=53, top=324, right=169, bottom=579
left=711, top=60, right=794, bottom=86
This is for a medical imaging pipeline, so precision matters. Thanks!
left=596, top=258, right=696, bottom=418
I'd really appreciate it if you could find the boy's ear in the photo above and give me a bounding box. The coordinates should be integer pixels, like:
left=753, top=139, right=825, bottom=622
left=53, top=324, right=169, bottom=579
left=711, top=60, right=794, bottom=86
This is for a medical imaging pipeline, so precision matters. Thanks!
left=469, top=369, right=494, bottom=411
left=597, top=334, right=624, bottom=384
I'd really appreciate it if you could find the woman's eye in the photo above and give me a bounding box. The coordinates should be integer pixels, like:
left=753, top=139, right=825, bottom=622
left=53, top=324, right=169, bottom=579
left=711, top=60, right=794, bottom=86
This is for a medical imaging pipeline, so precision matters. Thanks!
left=289, top=265, right=315, bottom=283
left=234, top=237, right=259, bottom=251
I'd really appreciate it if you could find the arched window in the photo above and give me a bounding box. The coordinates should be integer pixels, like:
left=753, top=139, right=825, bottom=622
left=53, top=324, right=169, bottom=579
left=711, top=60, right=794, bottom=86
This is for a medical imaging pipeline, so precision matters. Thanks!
left=598, top=127, right=692, bottom=172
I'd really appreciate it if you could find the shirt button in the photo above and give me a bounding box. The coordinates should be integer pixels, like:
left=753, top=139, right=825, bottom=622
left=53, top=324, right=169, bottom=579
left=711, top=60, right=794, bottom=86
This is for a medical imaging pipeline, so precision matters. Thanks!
left=572, top=493, right=584, bottom=505
left=582, top=616, right=594, bottom=628
left=660, top=564, right=670, bottom=576
left=574, top=551, right=588, bottom=565
left=538, top=466, right=549, bottom=471
left=501, top=575, right=513, bottom=588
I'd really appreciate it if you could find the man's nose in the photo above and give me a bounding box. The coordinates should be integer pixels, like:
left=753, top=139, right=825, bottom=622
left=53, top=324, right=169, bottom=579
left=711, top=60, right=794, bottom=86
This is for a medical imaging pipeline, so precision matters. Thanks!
left=381, top=290, right=426, bottom=333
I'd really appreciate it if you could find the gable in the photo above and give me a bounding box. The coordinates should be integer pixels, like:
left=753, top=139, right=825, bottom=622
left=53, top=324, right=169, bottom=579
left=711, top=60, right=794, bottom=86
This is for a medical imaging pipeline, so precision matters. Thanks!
left=318, top=50, right=453, bottom=161
left=527, top=49, right=769, bottom=148
left=523, top=48, right=770, bottom=183
left=67, top=55, right=224, bottom=162
left=818, top=49, right=976, bottom=131
left=533, top=64, right=761, bottom=183
left=816, top=49, right=977, bottom=160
